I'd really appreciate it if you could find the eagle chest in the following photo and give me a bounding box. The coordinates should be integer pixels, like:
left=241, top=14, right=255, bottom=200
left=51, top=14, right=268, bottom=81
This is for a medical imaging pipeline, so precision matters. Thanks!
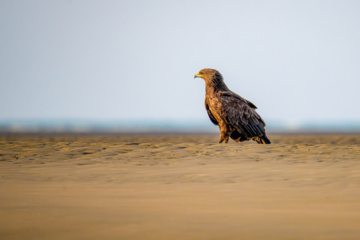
left=206, top=96, right=225, bottom=123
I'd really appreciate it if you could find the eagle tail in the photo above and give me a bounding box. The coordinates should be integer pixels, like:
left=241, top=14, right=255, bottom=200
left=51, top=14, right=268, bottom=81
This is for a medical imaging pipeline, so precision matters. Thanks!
left=256, top=135, right=271, bottom=144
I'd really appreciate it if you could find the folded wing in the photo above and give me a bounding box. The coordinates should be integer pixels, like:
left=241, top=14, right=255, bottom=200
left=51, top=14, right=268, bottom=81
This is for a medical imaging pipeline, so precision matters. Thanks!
left=219, top=91, right=269, bottom=142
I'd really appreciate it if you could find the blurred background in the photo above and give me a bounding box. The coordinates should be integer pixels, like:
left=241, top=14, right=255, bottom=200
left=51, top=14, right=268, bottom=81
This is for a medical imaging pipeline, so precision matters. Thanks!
left=1, top=0, right=360, bottom=133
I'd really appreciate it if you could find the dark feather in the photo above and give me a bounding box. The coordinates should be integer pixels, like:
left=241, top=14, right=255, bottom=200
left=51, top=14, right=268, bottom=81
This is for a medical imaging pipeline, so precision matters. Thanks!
left=220, top=90, right=270, bottom=143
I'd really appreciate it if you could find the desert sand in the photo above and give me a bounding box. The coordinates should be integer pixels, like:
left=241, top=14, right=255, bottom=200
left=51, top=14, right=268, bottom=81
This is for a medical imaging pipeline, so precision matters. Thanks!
left=0, top=134, right=360, bottom=240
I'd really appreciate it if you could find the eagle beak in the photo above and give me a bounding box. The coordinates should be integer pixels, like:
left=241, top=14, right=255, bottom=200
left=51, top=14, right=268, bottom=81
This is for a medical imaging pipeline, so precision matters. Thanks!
left=194, top=72, right=201, bottom=79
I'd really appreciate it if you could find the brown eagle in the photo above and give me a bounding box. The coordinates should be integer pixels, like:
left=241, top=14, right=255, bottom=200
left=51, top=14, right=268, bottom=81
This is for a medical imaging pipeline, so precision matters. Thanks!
left=194, top=68, right=271, bottom=144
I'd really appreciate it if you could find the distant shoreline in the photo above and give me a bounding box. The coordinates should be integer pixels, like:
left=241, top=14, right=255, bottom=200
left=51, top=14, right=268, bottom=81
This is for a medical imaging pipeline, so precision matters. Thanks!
left=1, top=120, right=359, bottom=136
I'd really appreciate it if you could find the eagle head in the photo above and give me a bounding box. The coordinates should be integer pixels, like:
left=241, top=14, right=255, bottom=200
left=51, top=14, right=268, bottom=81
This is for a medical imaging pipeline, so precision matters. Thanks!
left=194, top=68, right=223, bottom=83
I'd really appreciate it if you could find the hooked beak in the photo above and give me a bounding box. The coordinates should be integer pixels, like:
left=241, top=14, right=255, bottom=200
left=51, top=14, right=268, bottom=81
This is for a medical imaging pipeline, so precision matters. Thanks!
left=194, top=72, right=202, bottom=79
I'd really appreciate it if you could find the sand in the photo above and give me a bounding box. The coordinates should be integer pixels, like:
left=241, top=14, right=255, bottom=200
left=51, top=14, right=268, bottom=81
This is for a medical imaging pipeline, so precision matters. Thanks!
left=0, top=134, right=360, bottom=240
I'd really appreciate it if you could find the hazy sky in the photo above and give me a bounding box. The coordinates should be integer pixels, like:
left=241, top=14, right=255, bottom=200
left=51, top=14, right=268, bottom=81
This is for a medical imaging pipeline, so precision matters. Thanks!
left=1, top=0, right=360, bottom=124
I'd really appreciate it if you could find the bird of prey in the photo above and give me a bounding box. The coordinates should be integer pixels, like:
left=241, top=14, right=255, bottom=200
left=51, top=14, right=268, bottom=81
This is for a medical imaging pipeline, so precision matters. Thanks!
left=194, top=68, right=271, bottom=144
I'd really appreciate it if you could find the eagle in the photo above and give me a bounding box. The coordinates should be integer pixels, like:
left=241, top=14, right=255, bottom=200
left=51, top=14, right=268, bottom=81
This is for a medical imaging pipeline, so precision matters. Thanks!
left=194, top=68, right=271, bottom=144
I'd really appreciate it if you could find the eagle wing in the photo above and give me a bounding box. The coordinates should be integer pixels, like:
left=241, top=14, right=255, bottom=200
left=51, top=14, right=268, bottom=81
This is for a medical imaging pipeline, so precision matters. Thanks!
left=219, top=91, right=267, bottom=139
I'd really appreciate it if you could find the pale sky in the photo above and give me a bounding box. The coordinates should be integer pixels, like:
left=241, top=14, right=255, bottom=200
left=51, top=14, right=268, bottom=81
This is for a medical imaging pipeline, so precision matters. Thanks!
left=1, top=0, right=360, bottom=125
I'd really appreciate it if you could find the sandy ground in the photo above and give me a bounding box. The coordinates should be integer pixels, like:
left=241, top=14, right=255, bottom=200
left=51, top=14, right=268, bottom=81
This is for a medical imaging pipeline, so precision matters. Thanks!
left=0, top=134, right=360, bottom=240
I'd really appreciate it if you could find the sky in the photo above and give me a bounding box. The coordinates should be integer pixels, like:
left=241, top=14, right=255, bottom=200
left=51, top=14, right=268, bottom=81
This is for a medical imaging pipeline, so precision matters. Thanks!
left=1, top=0, right=360, bottom=127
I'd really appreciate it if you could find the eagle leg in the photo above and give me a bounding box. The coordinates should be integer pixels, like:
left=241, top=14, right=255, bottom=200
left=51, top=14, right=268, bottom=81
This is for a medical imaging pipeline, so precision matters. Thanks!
left=218, top=122, right=231, bottom=143
left=219, top=135, right=229, bottom=143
